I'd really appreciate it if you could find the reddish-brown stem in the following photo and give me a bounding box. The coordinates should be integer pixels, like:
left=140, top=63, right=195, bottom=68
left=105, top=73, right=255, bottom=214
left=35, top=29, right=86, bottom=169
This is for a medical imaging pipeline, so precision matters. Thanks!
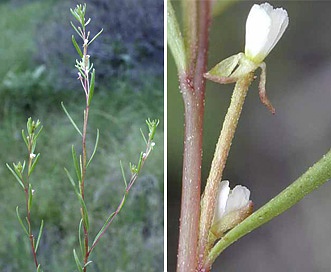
left=24, top=177, right=39, bottom=268
left=176, top=1, right=211, bottom=271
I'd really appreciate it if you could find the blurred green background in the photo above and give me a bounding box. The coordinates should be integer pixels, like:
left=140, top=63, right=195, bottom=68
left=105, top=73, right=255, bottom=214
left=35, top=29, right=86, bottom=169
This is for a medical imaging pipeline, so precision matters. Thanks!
left=0, top=0, right=163, bottom=271
left=168, top=1, right=331, bottom=271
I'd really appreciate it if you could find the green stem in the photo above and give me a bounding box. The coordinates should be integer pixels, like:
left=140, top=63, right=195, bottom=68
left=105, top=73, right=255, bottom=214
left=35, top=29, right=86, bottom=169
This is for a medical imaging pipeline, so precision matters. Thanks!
left=198, top=73, right=254, bottom=268
left=206, top=148, right=331, bottom=268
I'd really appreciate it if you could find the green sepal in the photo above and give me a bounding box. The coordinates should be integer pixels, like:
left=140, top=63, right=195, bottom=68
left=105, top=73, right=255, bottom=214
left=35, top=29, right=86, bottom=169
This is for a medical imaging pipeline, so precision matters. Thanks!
left=204, top=53, right=258, bottom=84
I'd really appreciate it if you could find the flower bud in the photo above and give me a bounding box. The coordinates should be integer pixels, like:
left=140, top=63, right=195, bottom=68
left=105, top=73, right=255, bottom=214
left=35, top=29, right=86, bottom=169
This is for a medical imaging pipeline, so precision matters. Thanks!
left=211, top=180, right=253, bottom=239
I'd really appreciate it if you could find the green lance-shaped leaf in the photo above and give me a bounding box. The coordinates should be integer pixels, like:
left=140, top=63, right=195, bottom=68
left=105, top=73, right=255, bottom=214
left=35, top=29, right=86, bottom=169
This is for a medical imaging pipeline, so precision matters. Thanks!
left=6, top=164, right=24, bottom=189
left=87, top=69, right=95, bottom=106
left=33, top=125, right=43, bottom=142
left=140, top=128, right=148, bottom=145
left=35, top=220, right=44, bottom=253
left=167, top=0, right=187, bottom=72
left=64, top=168, right=78, bottom=192
left=70, top=8, right=81, bottom=23
left=16, top=206, right=29, bottom=236
left=83, top=261, right=93, bottom=268
left=36, top=264, right=42, bottom=272
left=21, top=129, right=29, bottom=148
left=73, top=249, right=83, bottom=272
left=120, top=160, right=128, bottom=188
left=77, top=192, right=89, bottom=231
left=27, top=117, right=33, bottom=135
left=61, top=102, right=82, bottom=137
left=87, top=28, right=103, bottom=46
left=72, top=35, right=83, bottom=58
left=91, top=211, right=116, bottom=252
left=28, top=184, right=33, bottom=211
left=28, top=153, right=40, bottom=177
left=78, top=219, right=84, bottom=257
left=72, top=146, right=82, bottom=182
left=87, top=129, right=99, bottom=167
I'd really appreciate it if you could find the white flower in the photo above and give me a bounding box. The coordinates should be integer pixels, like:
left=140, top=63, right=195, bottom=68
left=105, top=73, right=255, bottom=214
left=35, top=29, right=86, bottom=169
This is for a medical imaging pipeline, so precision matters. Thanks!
left=30, top=153, right=36, bottom=159
left=245, top=2, right=289, bottom=63
left=214, top=180, right=251, bottom=223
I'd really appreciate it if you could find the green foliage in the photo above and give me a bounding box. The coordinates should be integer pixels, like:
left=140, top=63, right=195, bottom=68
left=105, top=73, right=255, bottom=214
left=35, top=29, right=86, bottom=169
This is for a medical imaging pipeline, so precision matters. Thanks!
left=0, top=78, right=163, bottom=271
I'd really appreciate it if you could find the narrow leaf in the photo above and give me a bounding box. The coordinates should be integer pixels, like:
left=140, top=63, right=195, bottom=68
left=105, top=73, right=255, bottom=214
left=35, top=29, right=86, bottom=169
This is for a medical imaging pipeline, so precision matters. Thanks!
left=72, top=35, right=83, bottom=58
left=6, top=164, right=24, bottom=189
left=64, top=168, right=78, bottom=193
left=73, top=249, right=83, bottom=272
left=72, top=146, right=82, bottom=182
left=35, top=220, right=44, bottom=253
left=33, top=125, right=43, bottom=142
left=28, top=153, right=40, bottom=177
left=78, top=219, right=84, bottom=256
left=87, top=129, right=99, bottom=167
left=83, top=261, right=93, bottom=268
left=28, top=184, right=33, bottom=211
left=120, top=160, right=127, bottom=188
left=16, top=206, right=29, bottom=236
left=140, top=128, right=147, bottom=145
left=92, top=211, right=116, bottom=248
left=167, top=0, right=186, bottom=71
left=87, top=69, right=95, bottom=106
left=77, top=193, right=89, bottom=231
left=21, top=129, right=29, bottom=148
left=61, top=102, right=82, bottom=136
left=87, top=28, right=103, bottom=46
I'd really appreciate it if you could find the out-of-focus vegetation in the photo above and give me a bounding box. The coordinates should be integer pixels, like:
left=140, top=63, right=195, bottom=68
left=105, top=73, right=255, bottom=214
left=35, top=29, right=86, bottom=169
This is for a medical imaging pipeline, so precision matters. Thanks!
left=0, top=0, right=163, bottom=271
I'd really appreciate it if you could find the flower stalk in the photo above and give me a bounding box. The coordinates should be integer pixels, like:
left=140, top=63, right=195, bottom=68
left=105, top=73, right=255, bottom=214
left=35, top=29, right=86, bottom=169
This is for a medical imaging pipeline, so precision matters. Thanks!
left=198, top=73, right=254, bottom=268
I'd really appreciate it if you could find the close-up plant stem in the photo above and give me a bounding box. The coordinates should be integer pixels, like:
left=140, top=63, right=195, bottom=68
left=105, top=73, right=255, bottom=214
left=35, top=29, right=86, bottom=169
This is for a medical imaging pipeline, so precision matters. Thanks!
left=172, top=1, right=211, bottom=271
left=198, top=73, right=254, bottom=270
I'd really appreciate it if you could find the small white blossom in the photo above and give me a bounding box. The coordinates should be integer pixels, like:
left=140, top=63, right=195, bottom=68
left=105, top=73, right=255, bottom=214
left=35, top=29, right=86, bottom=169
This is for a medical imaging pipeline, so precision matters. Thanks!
left=30, top=153, right=36, bottom=159
left=245, top=2, right=289, bottom=63
left=214, top=180, right=250, bottom=223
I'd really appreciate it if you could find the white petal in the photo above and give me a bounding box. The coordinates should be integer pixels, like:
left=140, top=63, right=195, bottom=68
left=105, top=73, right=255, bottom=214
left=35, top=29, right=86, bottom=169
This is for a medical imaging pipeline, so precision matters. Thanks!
left=225, top=185, right=250, bottom=215
left=245, top=2, right=289, bottom=63
left=245, top=4, right=272, bottom=62
left=214, top=180, right=230, bottom=221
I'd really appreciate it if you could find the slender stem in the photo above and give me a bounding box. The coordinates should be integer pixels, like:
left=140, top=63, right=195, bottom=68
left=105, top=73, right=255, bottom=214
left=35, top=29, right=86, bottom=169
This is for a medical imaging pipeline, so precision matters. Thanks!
left=198, top=73, right=254, bottom=269
left=176, top=1, right=211, bottom=271
left=177, top=73, right=204, bottom=272
left=206, top=148, right=331, bottom=268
